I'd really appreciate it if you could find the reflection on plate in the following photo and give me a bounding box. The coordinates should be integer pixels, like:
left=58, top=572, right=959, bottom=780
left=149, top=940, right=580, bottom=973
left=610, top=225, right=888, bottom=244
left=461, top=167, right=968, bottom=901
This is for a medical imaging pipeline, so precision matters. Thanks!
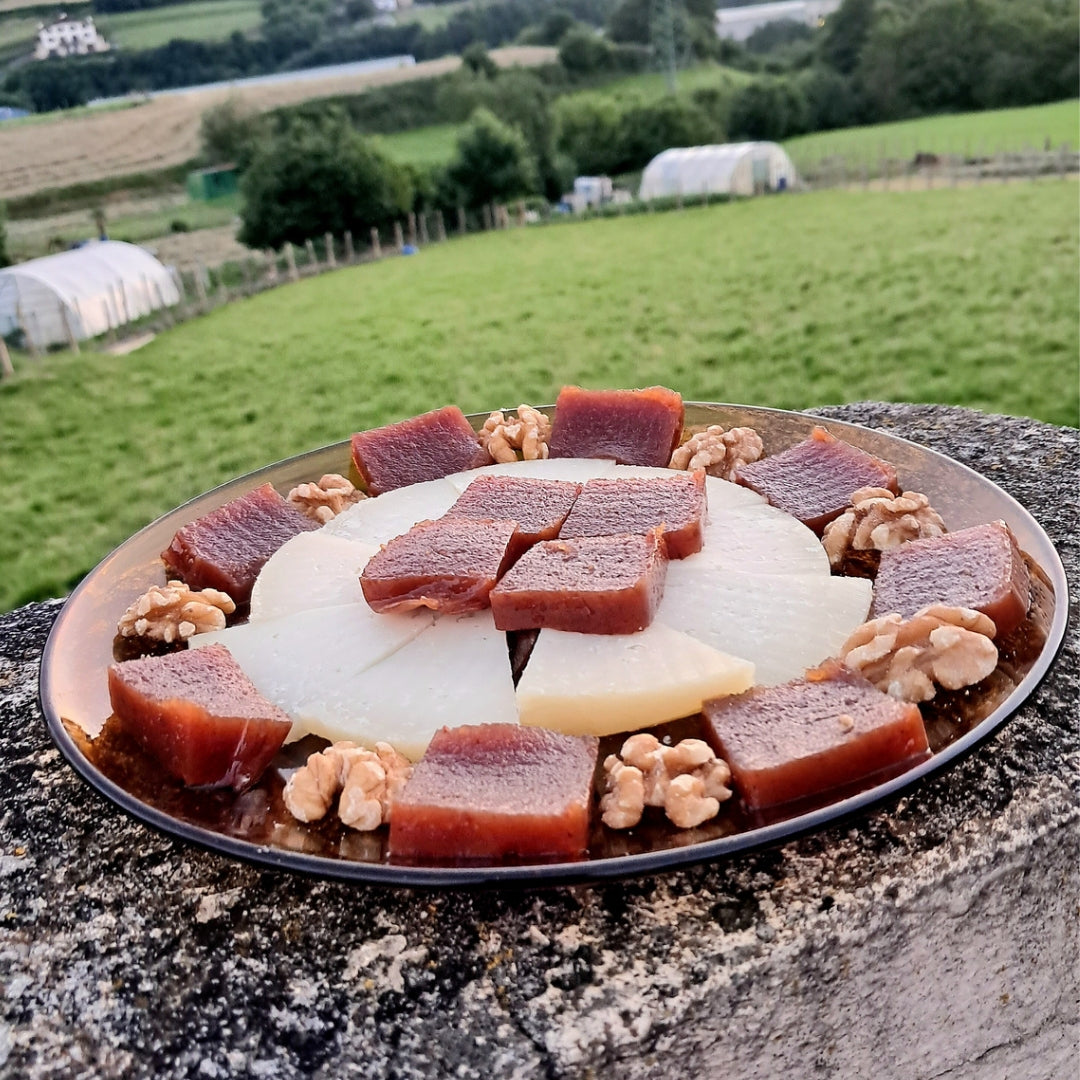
left=39, top=404, right=1069, bottom=887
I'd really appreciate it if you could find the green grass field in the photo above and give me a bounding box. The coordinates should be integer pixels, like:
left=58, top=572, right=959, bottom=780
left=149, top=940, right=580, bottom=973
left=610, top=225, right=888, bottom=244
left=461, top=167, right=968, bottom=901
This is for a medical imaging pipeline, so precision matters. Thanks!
left=98, top=0, right=262, bottom=49
left=785, top=99, right=1080, bottom=168
left=378, top=123, right=463, bottom=167
left=1, top=183, right=1076, bottom=612
left=395, top=1, right=469, bottom=30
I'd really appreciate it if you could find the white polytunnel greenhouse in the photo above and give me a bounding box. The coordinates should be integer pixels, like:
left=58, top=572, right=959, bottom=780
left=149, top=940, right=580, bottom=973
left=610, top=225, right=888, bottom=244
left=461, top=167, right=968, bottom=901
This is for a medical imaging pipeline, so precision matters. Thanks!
left=0, top=241, right=180, bottom=350
left=638, top=142, right=798, bottom=201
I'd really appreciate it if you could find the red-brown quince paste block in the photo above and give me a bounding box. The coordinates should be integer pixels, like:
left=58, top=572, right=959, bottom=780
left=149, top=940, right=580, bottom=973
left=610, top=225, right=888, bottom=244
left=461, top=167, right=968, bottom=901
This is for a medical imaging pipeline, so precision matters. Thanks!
left=161, top=482, right=318, bottom=605
left=735, top=426, right=898, bottom=535
left=389, top=723, right=599, bottom=861
left=548, top=385, right=684, bottom=466
left=108, top=643, right=292, bottom=790
left=446, top=475, right=582, bottom=563
left=870, top=520, right=1030, bottom=637
left=559, top=470, right=706, bottom=559
left=490, top=530, right=668, bottom=634
left=360, top=516, right=518, bottom=614
left=350, top=405, right=492, bottom=495
left=703, top=660, right=928, bottom=812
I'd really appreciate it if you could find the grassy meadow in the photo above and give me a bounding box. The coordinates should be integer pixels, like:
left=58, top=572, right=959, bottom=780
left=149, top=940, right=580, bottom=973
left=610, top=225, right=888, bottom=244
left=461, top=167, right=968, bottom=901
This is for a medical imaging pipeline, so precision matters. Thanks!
left=1, top=182, right=1077, bottom=611
left=785, top=99, right=1080, bottom=168
left=98, top=0, right=262, bottom=48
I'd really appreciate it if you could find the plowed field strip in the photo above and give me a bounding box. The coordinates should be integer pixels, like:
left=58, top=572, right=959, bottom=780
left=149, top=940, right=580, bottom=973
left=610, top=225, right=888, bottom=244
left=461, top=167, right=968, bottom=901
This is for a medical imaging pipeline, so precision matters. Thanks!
left=0, top=48, right=555, bottom=198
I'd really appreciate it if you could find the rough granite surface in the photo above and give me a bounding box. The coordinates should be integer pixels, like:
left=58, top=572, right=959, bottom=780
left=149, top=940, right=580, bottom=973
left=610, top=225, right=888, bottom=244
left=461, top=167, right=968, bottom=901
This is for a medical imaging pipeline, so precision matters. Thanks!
left=0, top=404, right=1076, bottom=1080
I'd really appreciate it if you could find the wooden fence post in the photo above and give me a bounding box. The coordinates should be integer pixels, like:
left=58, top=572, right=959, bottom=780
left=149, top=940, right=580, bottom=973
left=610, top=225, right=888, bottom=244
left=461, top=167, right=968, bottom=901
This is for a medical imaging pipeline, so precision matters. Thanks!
left=418, top=214, right=429, bottom=246
left=407, top=212, right=417, bottom=247
left=151, top=278, right=174, bottom=327
left=304, top=238, right=317, bottom=272
left=264, top=251, right=279, bottom=286
left=193, top=264, right=208, bottom=311
left=370, top=227, right=382, bottom=259
left=285, top=243, right=299, bottom=282
left=435, top=210, right=446, bottom=243
left=481, top=204, right=493, bottom=231
left=324, top=232, right=336, bottom=269
left=0, top=337, right=13, bottom=378
left=457, top=206, right=466, bottom=236
left=393, top=221, right=404, bottom=253
left=59, top=297, right=80, bottom=354
left=344, top=231, right=354, bottom=263
left=17, top=303, right=39, bottom=358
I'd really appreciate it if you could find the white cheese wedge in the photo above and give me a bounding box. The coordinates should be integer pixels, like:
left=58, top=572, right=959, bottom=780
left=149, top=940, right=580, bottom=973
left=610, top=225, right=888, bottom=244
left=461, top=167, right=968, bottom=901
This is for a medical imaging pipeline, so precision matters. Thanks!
left=666, top=503, right=830, bottom=579
left=657, top=570, right=873, bottom=687
left=322, top=477, right=459, bottom=547
left=703, top=474, right=767, bottom=511
left=249, top=532, right=380, bottom=622
left=295, top=610, right=519, bottom=758
left=444, top=456, right=618, bottom=493
left=189, top=602, right=433, bottom=741
left=516, top=623, right=755, bottom=737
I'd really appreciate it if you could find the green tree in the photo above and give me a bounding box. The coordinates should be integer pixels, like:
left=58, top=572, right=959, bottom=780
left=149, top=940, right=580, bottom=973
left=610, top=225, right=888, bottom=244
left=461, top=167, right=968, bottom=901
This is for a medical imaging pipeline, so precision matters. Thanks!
left=554, top=93, right=624, bottom=174
left=727, top=79, right=809, bottom=140
left=238, top=111, right=411, bottom=249
left=462, top=42, right=499, bottom=78
left=617, top=95, right=718, bottom=171
left=819, top=0, right=875, bottom=75
left=444, top=108, right=539, bottom=209
left=558, top=26, right=615, bottom=76
left=607, top=0, right=651, bottom=45
left=199, top=96, right=266, bottom=171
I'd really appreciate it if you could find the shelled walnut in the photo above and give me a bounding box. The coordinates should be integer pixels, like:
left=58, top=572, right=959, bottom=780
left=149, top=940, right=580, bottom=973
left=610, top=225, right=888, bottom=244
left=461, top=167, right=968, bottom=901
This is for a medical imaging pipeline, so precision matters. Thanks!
left=287, top=473, right=366, bottom=524
left=822, top=487, right=946, bottom=569
left=283, top=741, right=412, bottom=830
left=600, top=734, right=732, bottom=830
left=839, top=605, right=998, bottom=703
left=669, top=425, right=763, bottom=481
left=117, top=580, right=236, bottom=643
left=478, top=405, right=552, bottom=463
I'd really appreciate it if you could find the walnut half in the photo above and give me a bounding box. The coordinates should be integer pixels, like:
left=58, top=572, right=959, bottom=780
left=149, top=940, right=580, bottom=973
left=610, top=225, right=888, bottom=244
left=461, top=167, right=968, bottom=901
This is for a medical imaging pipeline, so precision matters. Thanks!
left=839, top=605, right=998, bottom=703
left=283, top=741, right=413, bottom=831
left=287, top=473, right=366, bottom=524
left=117, top=580, right=236, bottom=643
left=478, top=405, right=552, bottom=463
left=822, top=487, right=946, bottom=569
left=601, top=734, right=732, bottom=830
left=669, top=425, right=763, bottom=481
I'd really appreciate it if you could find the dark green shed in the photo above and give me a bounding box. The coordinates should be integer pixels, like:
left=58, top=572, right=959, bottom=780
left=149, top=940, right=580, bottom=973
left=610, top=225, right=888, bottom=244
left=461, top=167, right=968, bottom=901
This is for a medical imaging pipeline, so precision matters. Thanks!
left=186, top=165, right=239, bottom=201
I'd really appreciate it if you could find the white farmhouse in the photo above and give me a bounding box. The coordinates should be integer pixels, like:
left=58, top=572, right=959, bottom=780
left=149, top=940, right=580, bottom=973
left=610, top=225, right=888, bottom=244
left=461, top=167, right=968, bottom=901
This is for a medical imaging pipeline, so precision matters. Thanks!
left=34, top=15, right=111, bottom=60
left=715, top=0, right=841, bottom=42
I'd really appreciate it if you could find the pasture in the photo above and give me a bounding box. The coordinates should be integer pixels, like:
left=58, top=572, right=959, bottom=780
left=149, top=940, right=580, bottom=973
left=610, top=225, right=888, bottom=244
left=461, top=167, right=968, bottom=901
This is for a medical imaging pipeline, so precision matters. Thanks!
left=785, top=100, right=1080, bottom=170
left=97, top=0, right=262, bottom=50
left=1, top=182, right=1075, bottom=613
left=0, top=46, right=556, bottom=198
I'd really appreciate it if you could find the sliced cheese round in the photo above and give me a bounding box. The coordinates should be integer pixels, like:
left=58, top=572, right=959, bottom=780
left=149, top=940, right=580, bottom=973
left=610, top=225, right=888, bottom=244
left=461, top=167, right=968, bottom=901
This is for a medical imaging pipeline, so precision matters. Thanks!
left=189, top=602, right=433, bottom=742
left=516, top=622, right=754, bottom=737
left=294, top=610, right=518, bottom=758
left=657, top=570, right=872, bottom=687
left=666, top=502, right=830, bottom=580
left=445, top=456, right=618, bottom=493
left=249, top=531, right=380, bottom=622
left=322, top=477, right=459, bottom=547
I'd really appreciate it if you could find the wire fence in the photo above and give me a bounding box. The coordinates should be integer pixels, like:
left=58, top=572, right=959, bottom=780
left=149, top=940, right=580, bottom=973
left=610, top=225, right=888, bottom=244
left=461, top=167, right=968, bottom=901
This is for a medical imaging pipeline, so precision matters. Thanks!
left=1, top=144, right=1076, bottom=374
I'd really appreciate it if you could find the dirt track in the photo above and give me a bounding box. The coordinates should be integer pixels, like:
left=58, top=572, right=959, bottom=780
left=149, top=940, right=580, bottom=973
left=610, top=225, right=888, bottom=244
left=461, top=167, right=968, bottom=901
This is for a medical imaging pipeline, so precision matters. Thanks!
left=0, top=47, right=555, bottom=199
